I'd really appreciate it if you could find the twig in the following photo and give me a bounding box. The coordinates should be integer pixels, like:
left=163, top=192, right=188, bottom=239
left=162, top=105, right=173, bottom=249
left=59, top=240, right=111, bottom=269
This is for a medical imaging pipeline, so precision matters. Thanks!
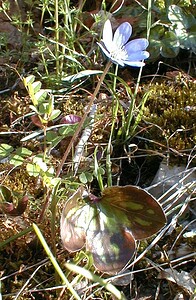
left=56, top=61, right=112, bottom=177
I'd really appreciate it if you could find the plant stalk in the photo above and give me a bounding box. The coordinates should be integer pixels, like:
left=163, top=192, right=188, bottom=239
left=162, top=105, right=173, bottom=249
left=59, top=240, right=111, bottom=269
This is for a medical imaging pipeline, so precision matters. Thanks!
left=106, top=64, right=119, bottom=186
left=56, top=61, right=112, bottom=176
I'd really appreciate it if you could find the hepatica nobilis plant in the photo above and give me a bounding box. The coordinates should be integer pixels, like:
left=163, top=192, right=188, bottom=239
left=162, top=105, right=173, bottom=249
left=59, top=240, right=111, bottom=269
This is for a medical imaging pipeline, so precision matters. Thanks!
left=60, top=20, right=164, bottom=275
left=97, top=19, right=149, bottom=67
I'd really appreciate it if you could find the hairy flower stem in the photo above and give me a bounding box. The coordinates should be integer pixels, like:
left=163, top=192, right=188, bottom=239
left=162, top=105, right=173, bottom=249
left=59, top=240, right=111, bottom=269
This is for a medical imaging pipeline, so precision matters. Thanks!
left=106, top=64, right=119, bottom=187
left=147, top=0, right=152, bottom=40
left=56, top=61, right=112, bottom=177
left=54, top=0, right=59, bottom=76
left=125, top=66, right=143, bottom=140
left=125, top=1, right=151, bottom=140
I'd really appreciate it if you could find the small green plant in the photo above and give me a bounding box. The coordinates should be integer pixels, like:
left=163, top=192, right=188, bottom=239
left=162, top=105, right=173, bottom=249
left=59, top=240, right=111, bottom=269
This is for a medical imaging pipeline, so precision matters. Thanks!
left=0, top=185, right=28, bottom=216
left=148, top=3, right=196, bottom=59
left=0, top=75, right=61, bottom=180
left=35, top=0, right=93, bottom=82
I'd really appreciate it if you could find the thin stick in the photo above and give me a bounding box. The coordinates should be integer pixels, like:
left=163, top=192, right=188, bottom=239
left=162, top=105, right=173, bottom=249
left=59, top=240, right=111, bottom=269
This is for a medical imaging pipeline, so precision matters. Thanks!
left=56, top=61, right=112, bottom=177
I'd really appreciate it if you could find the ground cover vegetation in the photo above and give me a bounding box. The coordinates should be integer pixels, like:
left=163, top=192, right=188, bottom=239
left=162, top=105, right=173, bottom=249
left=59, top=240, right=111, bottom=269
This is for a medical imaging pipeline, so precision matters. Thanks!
left=0, top=0, right=195, bottom=299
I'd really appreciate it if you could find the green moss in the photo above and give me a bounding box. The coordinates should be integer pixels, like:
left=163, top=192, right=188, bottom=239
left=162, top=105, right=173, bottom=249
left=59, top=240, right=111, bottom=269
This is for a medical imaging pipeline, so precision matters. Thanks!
left=143, top=75, right=196, bottom=151
left=61, top=95, right=86, bottom=116
left=0, top=165, right=40, bottom=196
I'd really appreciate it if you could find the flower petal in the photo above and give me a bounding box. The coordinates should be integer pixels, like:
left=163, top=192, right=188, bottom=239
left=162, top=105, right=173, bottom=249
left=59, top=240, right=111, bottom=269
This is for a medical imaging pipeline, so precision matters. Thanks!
left=97, top=42, right=111, bottom=60
left=125, top=51, right=150, bottom=62
left=124, top=61, right=145, bottom=67
left=113, top=22, right=132, bottom=48
left=111, top=57, right=125, bottom=67
left=102, top=19, right=113, bottom=53
left=124, top=38, right=149, bottom=53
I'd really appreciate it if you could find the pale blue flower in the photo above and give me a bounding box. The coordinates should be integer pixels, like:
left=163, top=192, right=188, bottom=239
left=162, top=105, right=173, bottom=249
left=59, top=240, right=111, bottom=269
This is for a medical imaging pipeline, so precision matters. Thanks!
left=98, top=20, right=149, bottom=67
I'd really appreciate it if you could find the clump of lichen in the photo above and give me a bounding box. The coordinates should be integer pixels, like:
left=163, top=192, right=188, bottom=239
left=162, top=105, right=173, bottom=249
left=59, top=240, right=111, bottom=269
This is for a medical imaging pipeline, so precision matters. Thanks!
left=142, top=75, right=196, bottom=151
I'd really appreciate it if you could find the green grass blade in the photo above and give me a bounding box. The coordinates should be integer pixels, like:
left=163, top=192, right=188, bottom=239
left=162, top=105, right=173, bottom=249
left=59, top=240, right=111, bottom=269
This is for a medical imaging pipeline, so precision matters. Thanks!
left=32, top=223, right=81, bottom=300
left=65, top=262, right=127, bottom=300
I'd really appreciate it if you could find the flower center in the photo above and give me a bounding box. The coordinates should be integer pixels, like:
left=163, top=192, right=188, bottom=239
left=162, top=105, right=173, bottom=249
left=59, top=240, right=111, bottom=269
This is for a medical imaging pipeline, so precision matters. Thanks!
left=110, top=45, right=128, bottom=61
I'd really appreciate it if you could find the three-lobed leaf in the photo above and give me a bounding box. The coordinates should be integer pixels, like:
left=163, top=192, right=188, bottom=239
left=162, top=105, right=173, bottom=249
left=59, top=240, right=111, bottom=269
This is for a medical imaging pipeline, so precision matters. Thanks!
left=61, top=186, right=166, bottom=274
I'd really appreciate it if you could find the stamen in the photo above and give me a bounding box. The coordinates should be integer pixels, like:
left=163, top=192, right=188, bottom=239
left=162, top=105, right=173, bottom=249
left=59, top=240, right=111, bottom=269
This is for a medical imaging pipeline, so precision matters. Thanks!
left=110, top=47, right=128, bottom=61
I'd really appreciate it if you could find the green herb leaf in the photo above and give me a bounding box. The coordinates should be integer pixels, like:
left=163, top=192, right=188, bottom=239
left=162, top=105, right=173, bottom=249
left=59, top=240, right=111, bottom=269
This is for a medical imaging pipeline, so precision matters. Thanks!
left=0, top=144, right=14, bottom=159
